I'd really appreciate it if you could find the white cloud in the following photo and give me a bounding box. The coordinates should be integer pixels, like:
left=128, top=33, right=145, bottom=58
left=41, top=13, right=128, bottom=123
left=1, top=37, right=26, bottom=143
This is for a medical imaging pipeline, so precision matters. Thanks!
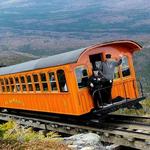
left=101, top=0, right=150, bottom=11
left=133, top=19, right=150, bottom=27
left=0, top=0, right=33, bottom=9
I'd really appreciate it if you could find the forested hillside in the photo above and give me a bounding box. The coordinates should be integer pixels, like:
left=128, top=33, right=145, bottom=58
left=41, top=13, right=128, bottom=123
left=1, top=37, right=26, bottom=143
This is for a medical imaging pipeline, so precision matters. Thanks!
left=0, top=0, right=149, bottom=93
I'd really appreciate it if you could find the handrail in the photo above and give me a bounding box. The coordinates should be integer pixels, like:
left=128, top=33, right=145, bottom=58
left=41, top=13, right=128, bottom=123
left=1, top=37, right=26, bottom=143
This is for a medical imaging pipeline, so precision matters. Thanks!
left=92, top=85, right=113, bottom=108
left=90, top=79, right=145, bottom=108
left=137, top=79, right=144, bottom=97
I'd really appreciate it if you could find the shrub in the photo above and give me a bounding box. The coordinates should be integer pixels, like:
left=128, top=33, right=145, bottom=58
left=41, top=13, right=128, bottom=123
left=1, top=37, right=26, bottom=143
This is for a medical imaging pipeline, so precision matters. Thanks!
left=0, top=120, right=70, bottom=150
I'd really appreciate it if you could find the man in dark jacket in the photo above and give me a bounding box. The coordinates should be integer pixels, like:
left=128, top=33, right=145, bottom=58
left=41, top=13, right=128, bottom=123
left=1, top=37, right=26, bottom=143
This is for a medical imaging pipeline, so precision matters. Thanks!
left=88, top=70, right=103, bottom=109
left=97, top=54, right=122, bottom=104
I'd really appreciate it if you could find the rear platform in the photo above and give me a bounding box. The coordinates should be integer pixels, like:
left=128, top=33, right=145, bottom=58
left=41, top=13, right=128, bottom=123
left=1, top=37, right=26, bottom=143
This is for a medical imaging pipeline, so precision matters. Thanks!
left=92, top=96, right=146, bottom=115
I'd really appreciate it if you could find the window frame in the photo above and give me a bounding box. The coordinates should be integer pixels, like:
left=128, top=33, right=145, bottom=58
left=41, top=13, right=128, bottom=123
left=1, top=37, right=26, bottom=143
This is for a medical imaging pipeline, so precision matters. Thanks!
left=9, top=77, right=15, bottom=93
left=0, top=78, right=6, bottom=93
left=120, top=55, right=131, bottom=78
left=20, top=75, right=27, bottom=92
left=32, top=73, right=41, bottom=92
left=0, top=68, right=71, bottom=94
left=56, top=69, right=68, bottom=92
left=74, top=65, right=89, bottom=89
left=113, top=66, right=121, bottom=80
left=26, top=75, right=34, bottom=92
left=48, top=71, right=58, bottom=92
left=14, top=76, right=21, bottom=93
left=5, top=78, right=10, bottom=92
left=39, top=72, right=49, bottom=92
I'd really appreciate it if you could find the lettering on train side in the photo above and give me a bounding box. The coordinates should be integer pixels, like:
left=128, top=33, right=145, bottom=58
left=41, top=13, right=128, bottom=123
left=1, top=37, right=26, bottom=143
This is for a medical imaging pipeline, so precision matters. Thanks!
left=5, top=99, right=25, bottom=105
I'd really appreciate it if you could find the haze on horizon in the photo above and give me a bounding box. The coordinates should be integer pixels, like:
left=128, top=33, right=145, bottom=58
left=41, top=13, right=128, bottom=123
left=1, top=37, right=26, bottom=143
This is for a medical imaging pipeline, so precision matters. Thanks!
left=0, top=0, right=149, bottom=58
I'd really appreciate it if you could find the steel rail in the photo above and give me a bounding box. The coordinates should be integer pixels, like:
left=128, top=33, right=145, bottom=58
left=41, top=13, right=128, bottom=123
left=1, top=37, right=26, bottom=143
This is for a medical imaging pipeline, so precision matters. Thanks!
left=108, top=114, right=150, bottom=120
left=0, top=112, right=150, bottom=149
left=107, top=114, right=150, bottom=125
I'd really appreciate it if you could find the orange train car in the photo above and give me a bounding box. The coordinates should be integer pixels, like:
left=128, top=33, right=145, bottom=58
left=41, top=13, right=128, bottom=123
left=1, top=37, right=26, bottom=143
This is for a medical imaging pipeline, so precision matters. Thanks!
left=0, top=40, right=145, bottom=116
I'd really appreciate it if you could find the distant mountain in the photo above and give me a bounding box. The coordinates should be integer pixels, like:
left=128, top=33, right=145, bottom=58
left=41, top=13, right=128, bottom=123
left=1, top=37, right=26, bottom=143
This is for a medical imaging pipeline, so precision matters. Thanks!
left=0, top=0, right=149, bottom=56
left=0, top=0, right=149, bottom=93
left=0, top=50, right=38, bottom=66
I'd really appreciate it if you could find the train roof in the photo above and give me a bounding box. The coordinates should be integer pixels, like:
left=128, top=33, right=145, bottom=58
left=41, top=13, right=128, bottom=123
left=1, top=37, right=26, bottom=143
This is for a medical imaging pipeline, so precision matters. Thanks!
left=0, top=40, right=142, bottom=76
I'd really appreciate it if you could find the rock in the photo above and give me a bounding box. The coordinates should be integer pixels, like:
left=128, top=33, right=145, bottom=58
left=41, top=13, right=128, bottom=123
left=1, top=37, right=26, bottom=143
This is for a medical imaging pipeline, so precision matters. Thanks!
left=106, top=144, right=120, bottom=150
left=81, top=146, right=95, bottom=150
left=68, top=145, right=78, bottom=149
left=64, top=133, right=106, bottom=150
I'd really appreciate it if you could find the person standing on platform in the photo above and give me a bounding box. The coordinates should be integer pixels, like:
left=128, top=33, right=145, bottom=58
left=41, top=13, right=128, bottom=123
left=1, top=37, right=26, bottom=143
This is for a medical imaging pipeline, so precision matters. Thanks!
left=97, top=54, right=122, bottom=104
left=88, top=70, right=103, bottom=109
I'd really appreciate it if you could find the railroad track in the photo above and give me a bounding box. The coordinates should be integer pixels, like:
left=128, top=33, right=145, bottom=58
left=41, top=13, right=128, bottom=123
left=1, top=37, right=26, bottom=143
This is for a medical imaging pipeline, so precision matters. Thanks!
left=105, top=114, right=150, bottom=128
left=0, top=112, right=150, bottom=149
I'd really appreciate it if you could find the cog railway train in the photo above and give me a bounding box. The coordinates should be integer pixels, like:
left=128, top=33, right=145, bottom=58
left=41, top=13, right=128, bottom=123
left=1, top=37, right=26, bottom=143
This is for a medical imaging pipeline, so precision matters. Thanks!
left=0, top=40, right=145, bottom=116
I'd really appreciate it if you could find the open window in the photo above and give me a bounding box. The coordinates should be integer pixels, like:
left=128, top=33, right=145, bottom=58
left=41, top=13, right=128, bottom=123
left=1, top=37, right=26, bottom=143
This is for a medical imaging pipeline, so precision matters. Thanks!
left=57, top=70, right=68, bottom=92
left=75, top=66, right=88, bottom=88
left=5, top=78, right=10, bottom=92
left=15, top=77, right=20, bottom=92
left=0, top=79, right=5, bottom=92
left=20, top=76, right=27, bottom=92
left=121, top=56, right=130, bottom=77
left=40, top=73, right=48, bottom=92
left=89, top=53, right=102, bottom=70
left=48, top=72, right=58, bottom=92
left=33, top=74, right=40, bottom=91
left=114, top=67, right=120, bottom=79
left=26, top=75, right=33, bottom=91
left=9, top=77, right=15, bottom=92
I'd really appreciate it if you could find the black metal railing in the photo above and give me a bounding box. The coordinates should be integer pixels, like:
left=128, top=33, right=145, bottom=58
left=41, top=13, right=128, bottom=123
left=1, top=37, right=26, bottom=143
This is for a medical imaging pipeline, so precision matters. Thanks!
left=91, top=79, right=146, bottom=109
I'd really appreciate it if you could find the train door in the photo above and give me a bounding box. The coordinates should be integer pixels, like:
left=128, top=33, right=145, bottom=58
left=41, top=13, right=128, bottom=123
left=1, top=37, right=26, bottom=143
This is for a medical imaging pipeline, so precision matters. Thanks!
left=89, top=53, right=103, bottom=70
left=89, top=53, right=105, bottom=106
left=112, top=55, right=137, bottom=100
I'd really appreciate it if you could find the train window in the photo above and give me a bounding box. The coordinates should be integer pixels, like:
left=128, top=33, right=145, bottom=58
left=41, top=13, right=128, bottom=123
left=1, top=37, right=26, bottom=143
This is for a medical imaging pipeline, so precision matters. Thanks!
left=27, top=76, right=32, bottom=83
left=14, top=85, right=19, bottom=92
left=114, top=67, right=120, bottom=79
left=40, top=73, right=47, bottom=82
left=42, top=83, right=48, bottom=91
left=6, top=86, right=10, bottom=92
left=15, top=77, right=19, bottom=84
left=16, top=85, right=20, bottom=92
left=28, top=84, right=33, bottom=91
left=0, top=79, right=4, bottom=85
left=121, top=56, right=131, bottom=77
left=20, top=76, right=27, bottom=92
left=2, top=86, right=5, bottom=92
left=35, top=83, right=40, bottom=91
left=26, top=75, right=33, bottom=91
left=21, top=76, right=25, bottom=83
left=75, top=67, right=89, bottom=88
left=9, top=78, right=14, bottom=84
left=49, top=72, right=58, bottom=91
left=0, top=79, right=5, bottom=92
left=5, top=78, right=9, bottom=85
left=9, top=77, right=15, bottom=92
left=57, top=70, right=68, bottom=92
left=33, top=74, right=40, bottom=91
left=33, top=74, right=38, bottom=82
left=40, top=73, right=48, bottom=91
left=14, top=77, right=20, bottom=92
left=11, top=85, right=15, bottom=92
left=4, top=78, right=11, bottom=92
left=22, top=85, right=27, bottom=91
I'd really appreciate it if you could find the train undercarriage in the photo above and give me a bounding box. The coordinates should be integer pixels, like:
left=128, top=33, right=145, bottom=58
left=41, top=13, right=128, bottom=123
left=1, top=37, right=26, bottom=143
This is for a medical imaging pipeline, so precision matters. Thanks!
left=91, top=96, right=145, bottom=115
